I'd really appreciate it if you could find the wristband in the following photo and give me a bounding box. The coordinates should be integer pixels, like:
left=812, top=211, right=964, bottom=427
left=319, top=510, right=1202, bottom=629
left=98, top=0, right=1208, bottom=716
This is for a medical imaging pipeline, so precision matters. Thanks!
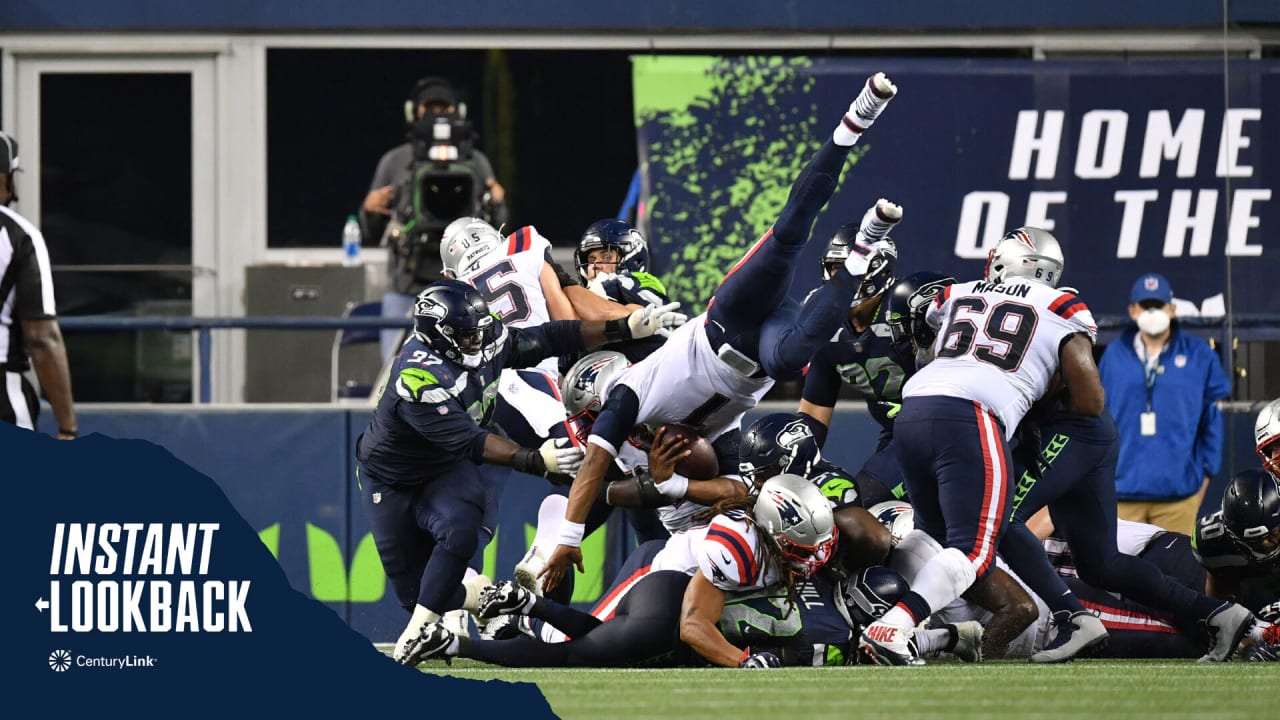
left=603, top=318, right=630, bottom=344
left=510, top=447, right=547, bottom=477
left=655, top=473, right=689, bottom=500
left=556, top=520, right=586, bottom=548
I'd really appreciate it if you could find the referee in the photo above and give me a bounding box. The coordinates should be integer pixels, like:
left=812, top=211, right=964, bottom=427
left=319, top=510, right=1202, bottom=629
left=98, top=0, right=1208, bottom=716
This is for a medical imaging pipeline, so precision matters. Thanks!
left=0, top=131, right=77, bottom=438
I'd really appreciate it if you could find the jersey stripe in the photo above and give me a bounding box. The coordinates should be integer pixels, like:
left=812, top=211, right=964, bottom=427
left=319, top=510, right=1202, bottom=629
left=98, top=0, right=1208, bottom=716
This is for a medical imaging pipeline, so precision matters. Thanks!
left=707, top=526, right=756, bottom=585
left=1048, top=294, right=1088, bottom=320
left=934, top=283, right=952, bottom=308
left=717, top=228, right=772, bottom=289
left=967, top=402, right=1007, bottom=577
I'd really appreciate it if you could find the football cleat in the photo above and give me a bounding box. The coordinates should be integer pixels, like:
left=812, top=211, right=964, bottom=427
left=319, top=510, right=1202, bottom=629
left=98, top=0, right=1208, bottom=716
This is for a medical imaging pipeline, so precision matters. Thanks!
left=441, top=608, right=471, bottom=638
left=845, top=72, right=898, bottom=133
left=946, top=621, right=985, bottom=663
left=1199, top=602, right=1254, bottom=663
left=859, top=620, right=925, bottom=666
left=514, top=545, right=548, bottom=597
left=478, top=613, right=522, bottom=641
left=1030, top=610, right=1108, bottom=663
left=477, top=580, right=536, bottom=620
left=398, top=622, right=456, bottom=666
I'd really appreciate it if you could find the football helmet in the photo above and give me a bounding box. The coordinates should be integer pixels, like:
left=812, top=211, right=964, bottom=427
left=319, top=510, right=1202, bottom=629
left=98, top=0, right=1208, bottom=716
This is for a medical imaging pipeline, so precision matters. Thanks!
left=885, top=271, right=957, bottom=353
left=440, top=216, right=503, bottom=278
left=560, top=350, right=631, bottom=441
left=754, top=473, right=838, bottom=577
left=843, top=566, right=909, bottom=627
left=739, top=413, right=823, bottom=487
left=1255, top=399, right=1280, bottom=476
left=1221, top=468, right=1280, bottom=561
left=983, top=227, right=1065, bottom=287
left=821, top=223, right=859, bottom=282
left=576, top=219, right=649, bottom=281
left=868, top=500, right=915, bottom=542
left=412, top=279, right=503, bottom=368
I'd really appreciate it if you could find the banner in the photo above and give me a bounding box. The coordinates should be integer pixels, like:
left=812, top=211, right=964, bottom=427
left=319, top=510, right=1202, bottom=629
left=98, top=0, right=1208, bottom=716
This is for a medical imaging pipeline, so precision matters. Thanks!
left=634, top=57, right=1279, bottom=319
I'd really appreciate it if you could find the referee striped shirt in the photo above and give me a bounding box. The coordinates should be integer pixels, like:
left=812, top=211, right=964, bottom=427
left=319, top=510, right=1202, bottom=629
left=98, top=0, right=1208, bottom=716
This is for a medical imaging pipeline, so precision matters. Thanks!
left=0, top=203, right=57, bottom=428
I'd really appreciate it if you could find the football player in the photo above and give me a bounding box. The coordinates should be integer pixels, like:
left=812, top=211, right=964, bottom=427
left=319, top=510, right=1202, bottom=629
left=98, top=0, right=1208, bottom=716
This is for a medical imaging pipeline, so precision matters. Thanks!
left=859, top=227, right=1101, bottom=665
left=541, top=73, right=901, bottom=592
left=1195, top=465, right=1280, bottom=610
left=740, top=411, right=1038, bottom=659
left=356, top=279, right=682, bottom=662
left=398, top=474, right=836, bottom=668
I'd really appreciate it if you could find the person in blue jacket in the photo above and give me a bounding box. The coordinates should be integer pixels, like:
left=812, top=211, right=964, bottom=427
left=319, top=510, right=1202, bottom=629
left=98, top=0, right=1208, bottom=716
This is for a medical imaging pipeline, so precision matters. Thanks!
left=1099, top=272, right=1231, bottom=536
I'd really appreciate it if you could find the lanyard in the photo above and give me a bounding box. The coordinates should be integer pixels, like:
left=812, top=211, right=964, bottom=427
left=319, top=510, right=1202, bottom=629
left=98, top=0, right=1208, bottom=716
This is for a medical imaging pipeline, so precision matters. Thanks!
left=1138, top=341, right=1162, bottom=411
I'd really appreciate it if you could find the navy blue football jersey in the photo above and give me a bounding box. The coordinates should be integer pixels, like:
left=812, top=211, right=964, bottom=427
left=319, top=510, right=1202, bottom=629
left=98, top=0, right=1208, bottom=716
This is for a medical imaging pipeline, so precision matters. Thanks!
left=801, top=299, right=915, bottom=431
left=719, top=574, right=854, bottom=666
left=807, top=459, right=865, bottom=512
left=357, top=321, right=584, bottom=484
left=1193, top=511, right=1280, bottom=595
left=560, top=272, right=671, bottom=373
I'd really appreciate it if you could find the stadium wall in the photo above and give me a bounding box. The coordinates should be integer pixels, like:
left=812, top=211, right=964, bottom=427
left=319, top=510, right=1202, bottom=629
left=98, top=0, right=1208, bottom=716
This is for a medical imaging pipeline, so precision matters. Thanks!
left=36, top=402, right=1265, bottom=643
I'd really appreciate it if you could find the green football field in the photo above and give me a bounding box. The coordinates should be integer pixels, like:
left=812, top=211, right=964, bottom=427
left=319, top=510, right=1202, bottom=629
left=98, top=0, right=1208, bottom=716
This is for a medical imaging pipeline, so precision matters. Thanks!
left=408, top=658, right=1279, bottom=720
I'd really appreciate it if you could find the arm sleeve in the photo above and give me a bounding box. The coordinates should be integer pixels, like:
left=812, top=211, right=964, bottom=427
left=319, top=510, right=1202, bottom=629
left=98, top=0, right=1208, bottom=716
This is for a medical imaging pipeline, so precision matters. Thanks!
left=507, top=321, right=587, bottom=368
left=801, top=348, right=843, bottom=408
left=587, top=384, right=641, bottom=457
left=1196, top=343, right=1232, bottom=477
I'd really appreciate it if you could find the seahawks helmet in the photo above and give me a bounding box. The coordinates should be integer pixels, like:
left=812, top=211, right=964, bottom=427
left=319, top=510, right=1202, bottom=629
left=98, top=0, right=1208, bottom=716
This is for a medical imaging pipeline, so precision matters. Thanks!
left=412, top=279, right=504, bottom=369
left=576, top=219, right=649, bottom=281
left=868, top=501, right=915, bottom=543
left=983, top=227, right=1065, bottom=287
left=1221, top=469, right=1280, bottom=561
left=843, top=566, right=909, bottom=627
left=560, top=350, right=631, bottom=440
left=885, top=271, right=957, bottom=353
left=754, top=473, right=838, bottom=577
left=739, top=413, right=822, bottom=487
left=1255, top=399, right=1280, bottom=476
left=821, top=223, right=897, bottom=302
left=440, top=216, right=504, bottom=278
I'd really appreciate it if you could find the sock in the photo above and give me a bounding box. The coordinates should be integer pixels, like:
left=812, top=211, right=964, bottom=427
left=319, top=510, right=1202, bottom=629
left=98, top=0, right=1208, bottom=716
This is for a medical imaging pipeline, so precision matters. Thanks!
left=461, top=573, right=492, bottom=613
left=394, top=604, right=441, bottom=659
left=833, top=72, right=897, bottom=146
left=914, top=627, right=954, bottom=656
left=532, top=494, right=569, bottom=551
left=905, top=547, right=979, bottom=615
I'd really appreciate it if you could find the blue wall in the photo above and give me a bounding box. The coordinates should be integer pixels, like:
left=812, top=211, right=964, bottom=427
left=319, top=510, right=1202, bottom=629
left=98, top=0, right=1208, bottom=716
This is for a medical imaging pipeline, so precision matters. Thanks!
left=2, top=1, right=1276, bottom=32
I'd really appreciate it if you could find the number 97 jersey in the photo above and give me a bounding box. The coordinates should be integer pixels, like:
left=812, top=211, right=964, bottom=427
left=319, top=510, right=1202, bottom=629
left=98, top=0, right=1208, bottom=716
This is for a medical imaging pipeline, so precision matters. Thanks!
left=904, top=279, right=1096, bottom=438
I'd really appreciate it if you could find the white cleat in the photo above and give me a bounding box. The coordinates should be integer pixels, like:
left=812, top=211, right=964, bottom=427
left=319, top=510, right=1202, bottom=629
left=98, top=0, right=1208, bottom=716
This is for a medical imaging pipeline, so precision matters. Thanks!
left=514, top=545, right=548, bottom=597
left=859, top=620, right=925, bottom=666
left=947, top=621, right=985, bottom=663
left=844, top=72, right=898, bottom=133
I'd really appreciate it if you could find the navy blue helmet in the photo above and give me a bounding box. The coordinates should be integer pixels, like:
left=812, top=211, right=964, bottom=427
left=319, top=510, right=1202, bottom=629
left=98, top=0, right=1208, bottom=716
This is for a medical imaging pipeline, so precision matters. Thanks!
left=739, top=413, right=822, bottom=487
left=885, top=270, right=957, bottom=353
left=412, top=279, right=503, bottom=368
left=1221, top=468, right=1280, bottom=561
left=843, top=566, right=909, bottom=627
left=576, top=219, right=649, bottom=281
left=820, top=223, right=859, bottom=282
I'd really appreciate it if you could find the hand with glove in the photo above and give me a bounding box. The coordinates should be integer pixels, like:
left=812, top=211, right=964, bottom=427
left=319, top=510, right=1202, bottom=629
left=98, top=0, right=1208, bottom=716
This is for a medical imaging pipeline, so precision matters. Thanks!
left=587, top=272, right=620, bottom=299
left=1013, top=421, right=1045, bottom=480
left=509, top=438, right=584, bottom=481
left=606, top=301, right=687, bottom=342
left=738, top=648, right=783, bottom=668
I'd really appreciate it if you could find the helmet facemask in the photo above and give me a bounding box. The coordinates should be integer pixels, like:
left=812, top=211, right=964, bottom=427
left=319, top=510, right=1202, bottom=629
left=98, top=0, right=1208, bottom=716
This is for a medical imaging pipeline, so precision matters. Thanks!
left=773, top=524, right=839, bottom=577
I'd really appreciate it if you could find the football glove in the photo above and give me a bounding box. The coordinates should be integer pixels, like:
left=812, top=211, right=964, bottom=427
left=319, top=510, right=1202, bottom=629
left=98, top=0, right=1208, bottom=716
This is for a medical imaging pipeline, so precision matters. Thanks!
left=1256, top=601, right=1280, bottom=625
left=539, top=438, right=584, bottom=476
left=623, top=301, right=687, bottom=339
left=738, top=649, right=782, bottom=669
left=1014, top=421, right=1045, bottom=480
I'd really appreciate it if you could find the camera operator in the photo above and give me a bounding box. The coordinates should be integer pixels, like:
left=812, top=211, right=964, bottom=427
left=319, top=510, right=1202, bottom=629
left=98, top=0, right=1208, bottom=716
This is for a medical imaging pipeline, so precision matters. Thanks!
left=360, top=77, right=507, bottom=358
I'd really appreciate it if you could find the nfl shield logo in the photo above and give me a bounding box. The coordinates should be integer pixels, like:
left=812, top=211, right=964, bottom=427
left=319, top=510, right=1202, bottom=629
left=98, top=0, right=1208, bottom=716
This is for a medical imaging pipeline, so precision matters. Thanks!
left=1144, top=277, right=1159, bottom=291
left=1175, top=354, right=1187, bottom=368
left=438, top=406, right=449, bottom=415
left=371, top=492, right=382, bottom=504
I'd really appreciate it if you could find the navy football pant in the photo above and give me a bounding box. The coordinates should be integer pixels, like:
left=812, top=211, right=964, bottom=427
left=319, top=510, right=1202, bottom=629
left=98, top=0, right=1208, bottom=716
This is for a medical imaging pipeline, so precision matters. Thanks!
left=1064, top=577, right=1202, bottom=659
left=359, top=463, right=484, bottom=615
left=857, top=437, right=907, bottom=507
left=895, top=396, right=1012, bottom=580
left=704, top=140, right=860, bottom=382
left=461, top=570, right=692, bottom=667
left=1003, top=416, right=1223, bottom=624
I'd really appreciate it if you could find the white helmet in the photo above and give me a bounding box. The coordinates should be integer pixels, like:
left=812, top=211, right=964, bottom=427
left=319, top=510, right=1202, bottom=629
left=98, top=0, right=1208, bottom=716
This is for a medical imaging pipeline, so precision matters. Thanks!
left=754, top=474, right=838, bottom=577
left=984, top=227, right=1065, bottom=287
left=560, top=351, right=631, bottom=439
left=1255, top=399, right=1280, bottom=476
left=869, top=501, right=915, bottom=542
left=440, top=216, right=503, bottom=278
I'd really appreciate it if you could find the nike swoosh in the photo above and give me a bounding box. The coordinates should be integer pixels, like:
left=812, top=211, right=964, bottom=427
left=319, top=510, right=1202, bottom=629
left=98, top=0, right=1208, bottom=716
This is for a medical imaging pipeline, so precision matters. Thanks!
left=1165, top=539, right=1177, bottom=550
left=712, top=320, right=726, bottom=332
left=721, top=552, right=734, bottom=565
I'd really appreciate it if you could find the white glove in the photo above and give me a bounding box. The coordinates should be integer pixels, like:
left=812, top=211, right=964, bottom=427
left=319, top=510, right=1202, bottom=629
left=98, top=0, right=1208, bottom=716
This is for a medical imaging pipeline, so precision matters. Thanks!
left=626, top=301, right=687, bottom=339
left=539, top=438, right=584, bottom=476
left=845, top=238, right=896, bottom=277
left=587, top=272, right=617, bottom=298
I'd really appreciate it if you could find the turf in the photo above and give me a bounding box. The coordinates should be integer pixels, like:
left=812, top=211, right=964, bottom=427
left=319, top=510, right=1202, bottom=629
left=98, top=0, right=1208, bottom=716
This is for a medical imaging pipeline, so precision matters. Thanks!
left=407, top=658, right=1279, bottom=720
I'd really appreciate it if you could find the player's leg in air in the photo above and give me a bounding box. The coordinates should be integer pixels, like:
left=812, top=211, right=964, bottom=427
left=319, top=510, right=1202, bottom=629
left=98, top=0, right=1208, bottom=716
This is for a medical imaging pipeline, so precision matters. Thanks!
left=400, top=570, right=694, bottom=667
left=704, top=73, right=898, bottom=382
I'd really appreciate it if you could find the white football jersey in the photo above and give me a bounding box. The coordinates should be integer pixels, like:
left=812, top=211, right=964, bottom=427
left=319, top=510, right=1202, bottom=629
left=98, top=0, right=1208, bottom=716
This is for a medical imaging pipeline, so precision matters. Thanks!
left=591, top=315, right=773, bottom=453
left=904, top=279, right=1097, bottom=438
left=455, top=224, right=556, bottom=374
left=650, top=512, right=780, bottom=593
left=613, top=442, right=749, bottom=533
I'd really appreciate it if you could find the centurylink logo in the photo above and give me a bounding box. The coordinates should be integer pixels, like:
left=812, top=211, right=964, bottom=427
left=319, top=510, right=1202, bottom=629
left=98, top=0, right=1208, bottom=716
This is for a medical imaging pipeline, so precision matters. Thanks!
left=48, top=649, right=72, bottom=672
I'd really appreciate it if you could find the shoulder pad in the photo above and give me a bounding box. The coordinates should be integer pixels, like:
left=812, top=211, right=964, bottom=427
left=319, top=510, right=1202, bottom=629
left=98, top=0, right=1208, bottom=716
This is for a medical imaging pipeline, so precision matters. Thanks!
left=700, top=515, right=760, bottom=591
left=813, top=470, right=859, bottom=509
left=1193, top=512, right=1248, bottom=568
left=630, top=272, right=668, bottom=296
left=396, top=366, right=460, bottom=404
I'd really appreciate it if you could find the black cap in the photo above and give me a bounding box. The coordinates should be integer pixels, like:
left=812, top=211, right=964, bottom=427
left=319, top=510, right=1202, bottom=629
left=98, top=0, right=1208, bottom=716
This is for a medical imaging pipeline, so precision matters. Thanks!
left=0, top=132, right=18, bottom=173
left=414, top=78, right=457, bottom=108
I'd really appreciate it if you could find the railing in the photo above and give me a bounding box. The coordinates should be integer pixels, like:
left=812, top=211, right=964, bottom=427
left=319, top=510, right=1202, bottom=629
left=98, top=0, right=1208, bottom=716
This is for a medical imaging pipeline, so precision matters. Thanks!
left=57, top=313, right=1280, bottom=404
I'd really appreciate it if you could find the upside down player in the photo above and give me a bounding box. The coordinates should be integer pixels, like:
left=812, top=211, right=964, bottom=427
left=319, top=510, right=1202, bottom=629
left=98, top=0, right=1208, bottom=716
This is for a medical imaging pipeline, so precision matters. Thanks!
left=398, top=474, right=838, bottom=668
left=541, top=72, right=902, bottom=593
